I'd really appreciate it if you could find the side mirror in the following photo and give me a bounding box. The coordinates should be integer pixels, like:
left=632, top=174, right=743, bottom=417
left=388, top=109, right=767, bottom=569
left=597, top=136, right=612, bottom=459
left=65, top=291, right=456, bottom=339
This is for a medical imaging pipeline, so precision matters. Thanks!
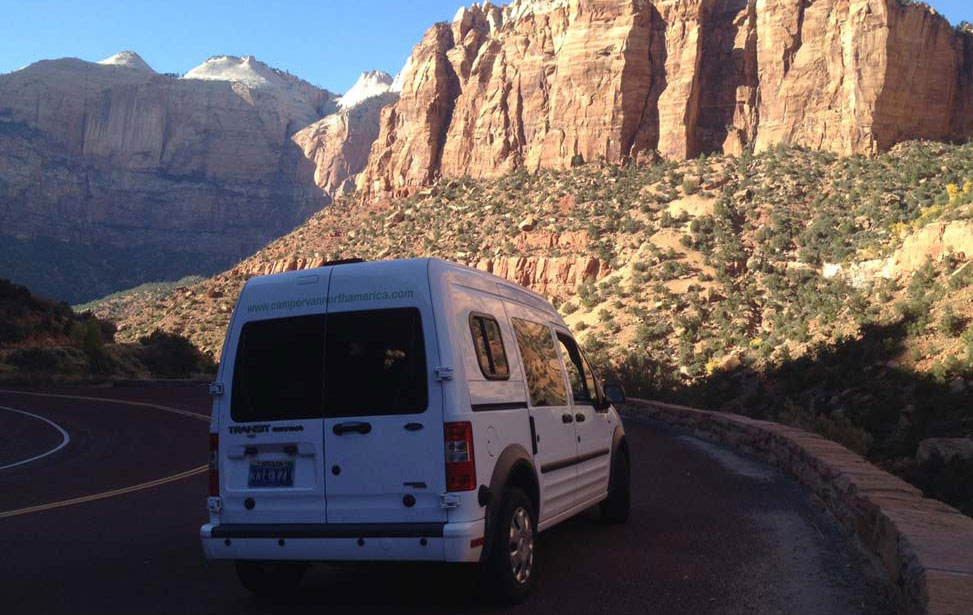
left=604, top=381, right=626, bottom=405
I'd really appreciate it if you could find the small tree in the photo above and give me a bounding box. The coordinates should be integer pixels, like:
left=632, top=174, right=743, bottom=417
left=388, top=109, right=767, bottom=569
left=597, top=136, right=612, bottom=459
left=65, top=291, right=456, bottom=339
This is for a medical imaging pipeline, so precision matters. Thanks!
left=82, top=317, right=111, bottom=374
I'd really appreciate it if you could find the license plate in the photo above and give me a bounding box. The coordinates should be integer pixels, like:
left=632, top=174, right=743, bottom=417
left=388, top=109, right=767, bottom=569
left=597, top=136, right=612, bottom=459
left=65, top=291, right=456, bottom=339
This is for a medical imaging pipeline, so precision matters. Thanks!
left=248, top=460, right=294, bottom=488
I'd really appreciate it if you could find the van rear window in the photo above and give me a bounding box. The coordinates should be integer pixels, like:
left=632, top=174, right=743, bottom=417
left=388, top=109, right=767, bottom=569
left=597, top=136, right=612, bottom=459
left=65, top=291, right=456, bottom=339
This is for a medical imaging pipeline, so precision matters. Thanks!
left=231, top=314, right=326, bottom=423
left=324, top=308, right=427, bottom=417
left=230, top=308, right=427, bottom=423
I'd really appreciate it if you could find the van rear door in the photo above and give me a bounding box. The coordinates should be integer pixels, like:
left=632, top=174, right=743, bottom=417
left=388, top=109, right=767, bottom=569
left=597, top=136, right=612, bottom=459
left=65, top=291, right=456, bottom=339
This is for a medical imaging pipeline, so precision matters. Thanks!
left=322, top=263, right=447, bottom=524
left=219, top=272, right=330, bottom=524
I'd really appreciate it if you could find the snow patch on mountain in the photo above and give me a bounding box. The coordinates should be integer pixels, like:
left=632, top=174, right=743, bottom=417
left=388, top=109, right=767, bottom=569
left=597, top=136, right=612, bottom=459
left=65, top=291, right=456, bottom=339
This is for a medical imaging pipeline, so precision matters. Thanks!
left=180, top=55, right=337, bottom=126
left=338, top=70, right=394, bottom=109
left=391, top=57, right=412, bottom=93
left=97, top=51, right=155, bottom=72
left=182, top=55, right=283, bottom=87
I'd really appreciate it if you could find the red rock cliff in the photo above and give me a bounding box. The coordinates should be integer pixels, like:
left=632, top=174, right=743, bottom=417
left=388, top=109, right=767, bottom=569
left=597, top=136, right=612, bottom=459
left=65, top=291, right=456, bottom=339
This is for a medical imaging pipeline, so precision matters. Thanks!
left=358, top=0, right=973, bottom=198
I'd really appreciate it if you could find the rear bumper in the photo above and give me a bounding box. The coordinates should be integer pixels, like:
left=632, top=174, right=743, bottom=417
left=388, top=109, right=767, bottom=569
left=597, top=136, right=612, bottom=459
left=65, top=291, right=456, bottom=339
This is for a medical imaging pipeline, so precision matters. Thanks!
left=200, top=520, right=484, bottom=563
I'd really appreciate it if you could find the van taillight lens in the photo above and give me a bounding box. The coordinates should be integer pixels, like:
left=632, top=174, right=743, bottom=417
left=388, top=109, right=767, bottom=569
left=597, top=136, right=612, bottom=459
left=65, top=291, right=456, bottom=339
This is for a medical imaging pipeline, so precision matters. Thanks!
left=208, top=432, right=219, bottom=497
left=445, top=421, right=476, bottom=492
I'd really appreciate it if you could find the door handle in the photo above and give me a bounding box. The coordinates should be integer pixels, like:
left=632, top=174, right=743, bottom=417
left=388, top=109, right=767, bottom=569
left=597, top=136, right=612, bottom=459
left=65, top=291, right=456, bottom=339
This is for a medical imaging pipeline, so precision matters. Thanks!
left=575, top=413, right=586, bottom=423
left=404, top=422, right=424, bottom=431
left=561, top=413, right=574, bottom=424
left=333, top=421, right=372, bottom=435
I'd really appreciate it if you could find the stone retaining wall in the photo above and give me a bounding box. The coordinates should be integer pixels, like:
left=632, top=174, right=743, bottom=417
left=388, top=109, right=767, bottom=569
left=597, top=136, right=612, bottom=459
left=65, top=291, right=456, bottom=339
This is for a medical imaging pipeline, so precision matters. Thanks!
left=622, top=399, right=973, bottom=615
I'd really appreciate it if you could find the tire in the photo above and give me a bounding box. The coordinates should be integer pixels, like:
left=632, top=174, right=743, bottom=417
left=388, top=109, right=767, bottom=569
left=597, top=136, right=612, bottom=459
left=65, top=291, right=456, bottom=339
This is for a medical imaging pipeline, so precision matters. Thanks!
left=600, top=448, right=630, bottom=524
left=481, top=487, right=537, bottom=605
left=234, top=560, right=307, bottom=597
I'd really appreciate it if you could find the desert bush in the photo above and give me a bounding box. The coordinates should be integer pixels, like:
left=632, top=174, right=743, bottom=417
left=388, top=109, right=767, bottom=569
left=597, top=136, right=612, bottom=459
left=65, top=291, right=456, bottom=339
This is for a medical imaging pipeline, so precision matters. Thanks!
left=137, top=330, right=215, bottom=378
left=906, top=456, right=973, bottom=517
left=682, top=177, right=700, bottom=195
left=578, top=282, right=599, bottom=309
left=8, top=347, right=63, bottom=372
left=609, top=351, right=678, bottom=399
left=949, top=264, right=973, bottom=290
left=81, top=317, right=111, bottom=374
left=940, top=307, right=965, bottom=337
left=774, top=399, right=873, bottom=456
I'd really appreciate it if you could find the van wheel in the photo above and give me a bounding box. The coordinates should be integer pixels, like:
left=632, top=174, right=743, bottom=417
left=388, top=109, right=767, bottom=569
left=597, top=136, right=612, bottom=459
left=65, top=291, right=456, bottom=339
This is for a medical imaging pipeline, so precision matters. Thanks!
left=481, top=487, right=537, bottom=604
left=234, top=560, right=307, bottom=596
left=600, top=449, right=630, bottom=524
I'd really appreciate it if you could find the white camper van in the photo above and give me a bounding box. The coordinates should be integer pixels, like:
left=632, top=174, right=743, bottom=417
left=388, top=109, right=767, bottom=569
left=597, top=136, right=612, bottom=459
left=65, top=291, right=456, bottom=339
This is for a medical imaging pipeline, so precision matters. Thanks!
left=201, top=257, right=630, bottom=603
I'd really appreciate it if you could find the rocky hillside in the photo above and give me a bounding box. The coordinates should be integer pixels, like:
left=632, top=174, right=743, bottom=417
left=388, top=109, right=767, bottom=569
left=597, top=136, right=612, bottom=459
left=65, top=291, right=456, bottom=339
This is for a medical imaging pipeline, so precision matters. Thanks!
left=358, top=0, right=973, bottom=198
left=91, top=141, right=973, bottom=511
left=0, top=278, right=213, bottom=382
left=0, top=54, right=396, bottom=303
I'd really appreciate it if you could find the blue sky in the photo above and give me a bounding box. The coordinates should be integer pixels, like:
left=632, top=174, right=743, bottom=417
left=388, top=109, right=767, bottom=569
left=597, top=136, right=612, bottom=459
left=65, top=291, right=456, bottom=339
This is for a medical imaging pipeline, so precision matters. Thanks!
left=0, top=0, right=970, bottom=94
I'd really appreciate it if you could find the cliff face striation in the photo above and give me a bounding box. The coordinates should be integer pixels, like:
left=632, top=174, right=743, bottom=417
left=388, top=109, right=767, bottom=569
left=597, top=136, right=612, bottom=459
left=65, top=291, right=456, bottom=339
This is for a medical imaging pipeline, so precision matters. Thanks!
left=358, top=0, right=973, bottom=198
left=0, top=55, right=394, bottom=302
left=293, top=74, right=398, bottom=199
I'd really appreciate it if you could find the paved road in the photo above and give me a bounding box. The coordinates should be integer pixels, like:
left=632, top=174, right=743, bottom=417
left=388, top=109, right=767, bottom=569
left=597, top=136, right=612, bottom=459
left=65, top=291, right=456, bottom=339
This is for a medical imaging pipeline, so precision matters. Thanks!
left=0, top=385, right=894, bottom=615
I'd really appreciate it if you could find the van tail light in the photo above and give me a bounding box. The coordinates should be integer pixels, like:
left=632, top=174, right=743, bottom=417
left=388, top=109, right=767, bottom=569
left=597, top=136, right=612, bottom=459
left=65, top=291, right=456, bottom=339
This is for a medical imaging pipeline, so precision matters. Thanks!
left=444, top=421, right=476, bottom=492
left=208, top=432, right=219, bottom=497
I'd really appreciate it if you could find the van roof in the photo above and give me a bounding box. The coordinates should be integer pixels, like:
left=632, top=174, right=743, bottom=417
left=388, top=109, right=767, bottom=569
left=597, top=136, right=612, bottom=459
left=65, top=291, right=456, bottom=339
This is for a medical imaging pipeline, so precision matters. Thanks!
left=242, top=257, right=559, bottom=318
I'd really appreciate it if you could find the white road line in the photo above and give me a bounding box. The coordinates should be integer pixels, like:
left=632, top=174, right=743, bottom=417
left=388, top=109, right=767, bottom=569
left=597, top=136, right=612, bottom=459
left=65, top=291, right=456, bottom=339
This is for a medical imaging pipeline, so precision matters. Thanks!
left=0, top=389, right=210, bottom=518
left=0, top=405, right=71, bottom=470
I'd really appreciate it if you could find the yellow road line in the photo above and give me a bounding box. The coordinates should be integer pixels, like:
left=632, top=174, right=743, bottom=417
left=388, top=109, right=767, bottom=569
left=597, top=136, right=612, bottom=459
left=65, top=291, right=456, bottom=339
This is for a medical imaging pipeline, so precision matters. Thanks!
left=0, top=465, right=208, bottom=519
left=0, top=389, right=210, bottom=422
left=0, top=389, right=211, bottom=519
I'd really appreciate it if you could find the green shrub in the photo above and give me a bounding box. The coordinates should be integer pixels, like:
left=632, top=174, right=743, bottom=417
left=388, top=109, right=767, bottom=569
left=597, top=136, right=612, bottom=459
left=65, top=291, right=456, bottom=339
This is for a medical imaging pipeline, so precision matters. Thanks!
left=8, top=347, right=62, bottom=372
left=610, top=351, right=678, bottom=399
left=940, top=307, right=965, bottom=337
left=82, top=317, right=111, bottom=374
left=578, top=282, right=599, bottom=309
left=137, top=330, right=215, bottom=378
left=949, top=264, right=973, bottom=290
left=775, top=400, right=873, bottom=456
left=906, top=456, right=973, bottom=517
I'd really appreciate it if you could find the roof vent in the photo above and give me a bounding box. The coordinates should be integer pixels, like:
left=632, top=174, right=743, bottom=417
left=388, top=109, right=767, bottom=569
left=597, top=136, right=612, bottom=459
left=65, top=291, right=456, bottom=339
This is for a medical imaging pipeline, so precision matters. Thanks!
left=322, top=258, right=365, bottom=267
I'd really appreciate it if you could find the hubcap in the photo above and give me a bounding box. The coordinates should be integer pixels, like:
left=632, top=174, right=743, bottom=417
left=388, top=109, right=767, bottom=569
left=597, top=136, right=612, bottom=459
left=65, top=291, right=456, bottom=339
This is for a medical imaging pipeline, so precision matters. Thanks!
left=508, top=506, right=534, bottom=584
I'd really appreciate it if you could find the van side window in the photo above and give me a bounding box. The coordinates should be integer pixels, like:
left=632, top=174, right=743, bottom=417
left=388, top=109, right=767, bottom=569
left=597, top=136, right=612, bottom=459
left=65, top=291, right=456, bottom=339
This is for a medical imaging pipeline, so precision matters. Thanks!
left=579, top=349, right=604, bottom=409
left=556, top=333, right=590, bottom=403
left=511, top=317, right=567, bottom=407
left=231, top=314, right=326, bottom=423
left=469, top=313, right=509, bottom=380
left=324, top=308, right=427, bottom=417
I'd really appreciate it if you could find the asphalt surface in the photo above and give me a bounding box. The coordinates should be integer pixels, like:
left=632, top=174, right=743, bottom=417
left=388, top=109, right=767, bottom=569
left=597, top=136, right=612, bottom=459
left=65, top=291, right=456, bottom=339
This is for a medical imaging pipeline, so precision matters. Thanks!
left=0, top=384, right=895, bottom=615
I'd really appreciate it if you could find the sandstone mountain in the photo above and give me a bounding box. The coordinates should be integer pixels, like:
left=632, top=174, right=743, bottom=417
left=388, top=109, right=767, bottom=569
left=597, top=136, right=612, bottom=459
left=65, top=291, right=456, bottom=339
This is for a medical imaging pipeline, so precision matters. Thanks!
left=358, top=0, right=973, bottom=198
left=295, top=73, right=398, bottom=197
left=0, top=54, right=396, bottom=302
